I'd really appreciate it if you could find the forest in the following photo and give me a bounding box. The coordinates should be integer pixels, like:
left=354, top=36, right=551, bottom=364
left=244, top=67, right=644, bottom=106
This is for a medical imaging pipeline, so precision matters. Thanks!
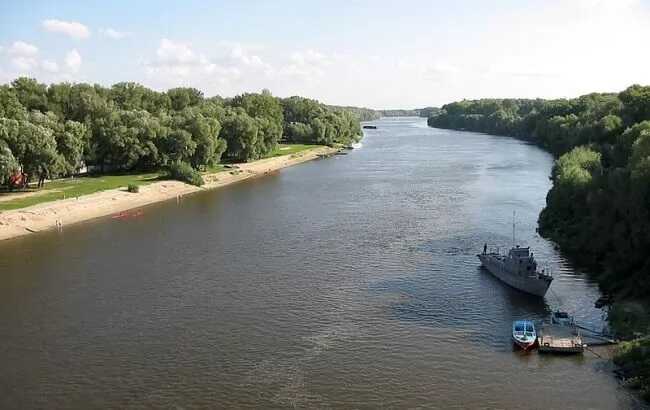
left=427, top=85, right=650, bottom=299
left=0, top=78, right=362, bottom=187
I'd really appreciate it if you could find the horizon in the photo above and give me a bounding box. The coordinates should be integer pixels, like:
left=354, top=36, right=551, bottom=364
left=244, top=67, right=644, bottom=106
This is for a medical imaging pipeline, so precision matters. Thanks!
left=1, top=1, right=650, bottom=109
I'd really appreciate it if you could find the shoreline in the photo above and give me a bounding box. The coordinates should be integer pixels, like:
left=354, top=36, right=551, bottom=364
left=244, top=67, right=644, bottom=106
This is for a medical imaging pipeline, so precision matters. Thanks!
left=0, top=146, right=337, bottom=242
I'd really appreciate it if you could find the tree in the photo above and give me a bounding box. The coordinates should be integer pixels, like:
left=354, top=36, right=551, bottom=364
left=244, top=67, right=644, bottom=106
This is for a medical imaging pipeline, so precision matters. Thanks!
left=167, top=107, right=226, bottom=168
left=0, top=85, right=27, bottom=120
left=11, top=77, right=48, bottom=112
left=0, top=139, right=19, bottom=185
left=93, top=109, right=163, bottom=170
left=220, top=108, right=259, bottom=162
left=620, top=84, right=650, bottom=125
left=167, top=87, right=204, bottom=111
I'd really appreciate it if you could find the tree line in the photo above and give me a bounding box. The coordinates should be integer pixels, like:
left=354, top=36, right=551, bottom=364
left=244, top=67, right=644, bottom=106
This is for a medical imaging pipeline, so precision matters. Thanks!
left=428, top=85, right=650, bottom=299
left=0, top=78, right=362, bottom=187
left=329, top=105, right=440, bottom=121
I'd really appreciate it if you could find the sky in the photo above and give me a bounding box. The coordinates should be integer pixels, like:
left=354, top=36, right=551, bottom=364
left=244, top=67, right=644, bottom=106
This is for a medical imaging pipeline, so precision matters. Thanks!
left=1, top=0, right=649, bottom=109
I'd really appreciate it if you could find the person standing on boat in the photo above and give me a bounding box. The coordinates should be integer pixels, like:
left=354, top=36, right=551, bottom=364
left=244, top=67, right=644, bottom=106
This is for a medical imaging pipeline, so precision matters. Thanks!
left=483, top=243, right=487, bottom=254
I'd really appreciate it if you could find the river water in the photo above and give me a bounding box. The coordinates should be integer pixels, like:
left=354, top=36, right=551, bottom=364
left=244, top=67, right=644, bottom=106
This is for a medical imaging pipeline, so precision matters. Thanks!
left=0, top=117, right=643, bottom=408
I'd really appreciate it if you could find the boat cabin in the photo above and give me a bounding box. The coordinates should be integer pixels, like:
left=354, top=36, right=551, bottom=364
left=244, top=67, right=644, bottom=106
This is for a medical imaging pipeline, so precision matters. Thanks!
left=513, top=320, right=535, bottom=338
left=505, top=246, right=538, bottom=275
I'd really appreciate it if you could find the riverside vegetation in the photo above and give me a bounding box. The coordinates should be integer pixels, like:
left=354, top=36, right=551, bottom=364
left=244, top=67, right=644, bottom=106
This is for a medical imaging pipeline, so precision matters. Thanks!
left=428, top=84, right=650, bottom=399
left=0, top=78, right=362, bottom=192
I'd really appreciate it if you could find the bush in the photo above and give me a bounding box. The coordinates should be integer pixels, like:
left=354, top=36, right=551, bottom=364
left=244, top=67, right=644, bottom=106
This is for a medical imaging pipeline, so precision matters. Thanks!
left=127, top=184, right=139, bottom=193
left=167, top=162, right=204, bottom=186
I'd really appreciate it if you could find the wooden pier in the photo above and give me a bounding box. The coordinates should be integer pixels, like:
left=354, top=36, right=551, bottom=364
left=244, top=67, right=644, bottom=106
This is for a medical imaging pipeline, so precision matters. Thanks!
left=537, top=323, right=618, bottom=354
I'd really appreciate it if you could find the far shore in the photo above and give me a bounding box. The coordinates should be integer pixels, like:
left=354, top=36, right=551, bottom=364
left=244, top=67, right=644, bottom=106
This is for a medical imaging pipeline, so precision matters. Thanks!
left=0, top=146, right=337, bottom=242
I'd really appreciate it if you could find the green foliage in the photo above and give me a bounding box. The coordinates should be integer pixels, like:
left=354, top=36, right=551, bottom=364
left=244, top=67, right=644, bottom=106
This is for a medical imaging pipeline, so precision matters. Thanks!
left=0, top=139, right=19, bottom=185
left=220, top=107, right=260, bottom=162
left=0, top=85, right=27, bottom=120
left=620, top=84, right=650, bottom=125
left=328, top=105, right=380, bottom=121
left=428, top=85, right=650, bottom=299
left=0, top=77, right=360, bottom=192
left=167, top=161, right=204, bottom=186
left=127, top=183, right=139, bottom=193
left=614, top=337, right=650, bottom=400
left=11, top=77, right=48, bottom=112
left=281, top=96, right=361, bottom=146
left=167, top=87, right=203, bottom=111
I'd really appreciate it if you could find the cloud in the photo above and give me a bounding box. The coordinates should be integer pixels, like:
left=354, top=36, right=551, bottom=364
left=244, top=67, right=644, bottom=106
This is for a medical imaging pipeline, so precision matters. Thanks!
left=8, top=41, right=39, bottom=57
left=64, top=49, right=82, bottom=72
left=42, top=19, right=90, bottom=39
left=6, top=41, right=40, bottom=70
left=279, top=49, right=332, bottom=80
left=144, top=38, right=274, bottom=91
left=156, top=38, right=197, bottom=65
left=99, top=28, right=130, bottom=40
left=41, top=60, right=59, bottom=73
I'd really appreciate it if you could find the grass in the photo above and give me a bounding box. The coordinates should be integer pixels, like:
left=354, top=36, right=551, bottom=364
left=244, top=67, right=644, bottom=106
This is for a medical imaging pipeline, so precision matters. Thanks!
left=0, top=172, right=161, bottom=211
left=203, top=164, right=226, bottom=174
left=0, top=145, right=323, bottom=211
left=267, top=143, right=323, bottom=157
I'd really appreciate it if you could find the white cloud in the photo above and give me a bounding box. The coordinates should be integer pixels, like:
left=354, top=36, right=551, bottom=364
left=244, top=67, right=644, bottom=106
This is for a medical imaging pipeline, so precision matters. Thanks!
left=6, top=41, right=40, bottom=70
left=42, top=19, right=90, bottom=39
left=64, top=49, right=82, bottom=72
left=41, top=60, right=59, bottom=73
left=144, top=39, right=274, bottom=92
left=156, top=38, right=197, bottom=65
left=8, top=41, right=39, bottom=57
left=278, top=49, right=332, bottom=81
left=100, top=28, right=130, bottom=40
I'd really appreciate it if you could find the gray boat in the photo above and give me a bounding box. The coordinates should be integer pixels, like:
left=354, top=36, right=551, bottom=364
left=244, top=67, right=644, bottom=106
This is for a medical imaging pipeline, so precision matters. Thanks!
left=477, top=245, right=553, bottom=297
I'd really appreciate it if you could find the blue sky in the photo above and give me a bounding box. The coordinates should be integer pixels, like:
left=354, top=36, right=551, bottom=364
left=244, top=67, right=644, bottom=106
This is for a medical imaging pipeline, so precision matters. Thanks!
left=1, top=0, right=649, bottom=108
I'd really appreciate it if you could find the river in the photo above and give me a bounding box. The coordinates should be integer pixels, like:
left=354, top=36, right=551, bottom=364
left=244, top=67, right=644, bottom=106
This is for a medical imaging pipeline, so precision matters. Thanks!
left=0, top=117, right=643, bottom=408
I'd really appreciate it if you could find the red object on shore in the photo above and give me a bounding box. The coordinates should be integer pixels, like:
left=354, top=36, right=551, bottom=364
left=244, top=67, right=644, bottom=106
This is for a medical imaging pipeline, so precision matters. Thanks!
left=111, top=210, right=143, bottom=220
left=8, top=172, right=28, bottom=189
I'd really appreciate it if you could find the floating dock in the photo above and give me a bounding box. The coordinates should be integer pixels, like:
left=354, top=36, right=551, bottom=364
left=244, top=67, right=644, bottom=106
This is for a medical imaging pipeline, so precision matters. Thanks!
left=537, top=323, right=618, bottom=354
left=538, top=324, right=584, bottom=354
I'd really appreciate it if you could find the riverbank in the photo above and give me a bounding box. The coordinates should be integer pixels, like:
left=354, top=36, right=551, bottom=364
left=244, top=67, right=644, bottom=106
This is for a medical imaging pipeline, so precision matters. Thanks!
left=0, top=146, right=337, bottom=242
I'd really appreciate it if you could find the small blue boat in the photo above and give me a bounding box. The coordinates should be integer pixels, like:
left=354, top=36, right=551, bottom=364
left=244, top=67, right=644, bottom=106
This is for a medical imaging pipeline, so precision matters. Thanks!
left=512, top=320, right=537, bottom=351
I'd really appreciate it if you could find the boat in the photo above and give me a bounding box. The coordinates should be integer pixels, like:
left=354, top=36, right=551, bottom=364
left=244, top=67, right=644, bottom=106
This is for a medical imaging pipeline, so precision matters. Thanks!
left=512, top=320, right=537, bottom=351
left=362, top=125, right=377, bottom=129
left=551, top=310, right=575, bottom=326
left=478, top=245, right=553, bottom=297
left=477, top=213, right=553, bottom=297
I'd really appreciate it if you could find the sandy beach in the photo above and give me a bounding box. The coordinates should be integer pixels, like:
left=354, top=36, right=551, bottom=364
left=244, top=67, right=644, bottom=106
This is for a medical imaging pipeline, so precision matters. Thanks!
left=0, top=146, right=337, bottom=242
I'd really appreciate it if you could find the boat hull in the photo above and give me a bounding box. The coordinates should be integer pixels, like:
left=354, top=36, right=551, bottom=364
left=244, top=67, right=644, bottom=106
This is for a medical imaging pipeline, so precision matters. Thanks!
left=478, top=254, right=551, bottom=297
left=513, top=338, right=537, bottom=351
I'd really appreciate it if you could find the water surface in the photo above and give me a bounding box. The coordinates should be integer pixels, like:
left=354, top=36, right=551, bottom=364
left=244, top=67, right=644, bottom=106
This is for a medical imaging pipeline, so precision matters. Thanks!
left=0, top=117, right=643, bottom=408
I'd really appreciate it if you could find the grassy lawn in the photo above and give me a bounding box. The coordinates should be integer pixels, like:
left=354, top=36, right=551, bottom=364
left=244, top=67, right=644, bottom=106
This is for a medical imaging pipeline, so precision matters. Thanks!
left=268, top=144, right=323, bottom=157
left=0, top=146, right=323, bottom=211
left=0, top=172, right=161, bottom=211
left=203, top=164, right=226, bottom=174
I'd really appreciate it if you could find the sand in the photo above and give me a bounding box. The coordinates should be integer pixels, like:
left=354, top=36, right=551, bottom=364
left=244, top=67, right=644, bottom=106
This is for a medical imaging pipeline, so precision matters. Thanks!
left=0, top=146, right=337, bottom=242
